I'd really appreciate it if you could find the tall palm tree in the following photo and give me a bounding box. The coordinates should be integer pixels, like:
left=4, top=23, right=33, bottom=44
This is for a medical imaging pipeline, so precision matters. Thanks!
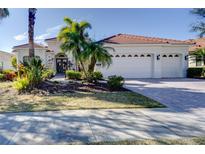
left=58, top=17, right=91, bottom=77
left=191, top=8, right=205, bottom=37
left=83, top=42, right=113, bottom=73
left=28, top=8, right=37, bottom=58
left=0, top=8, right=9, bottom=21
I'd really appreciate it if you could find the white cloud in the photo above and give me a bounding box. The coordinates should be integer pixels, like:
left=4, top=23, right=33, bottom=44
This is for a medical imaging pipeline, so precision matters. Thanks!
left=13, top=32, right=27, bottom=41
left=46, top=24, right=63, bottom=33
left=34, top=24, right=63, bottom=44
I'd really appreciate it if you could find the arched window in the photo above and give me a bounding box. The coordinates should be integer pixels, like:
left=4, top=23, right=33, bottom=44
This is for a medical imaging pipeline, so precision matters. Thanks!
left=121, top=55, right=126, bottom=57
left=162, top=55, right=167, bottom=57
left=174, top=54, right=179, bottom=57
left=115, top=55, right=120, bottom=57
left=140, top=54, right=145, bottom=57
left=147, top=54, right=151, bottom=57
left=128, top=55, right=132, bottom=57
left=134, top=54, right=138, bottom=57
left=169, top=55, right=173, bottom=57
left=110, top=55, right=113, bottom=57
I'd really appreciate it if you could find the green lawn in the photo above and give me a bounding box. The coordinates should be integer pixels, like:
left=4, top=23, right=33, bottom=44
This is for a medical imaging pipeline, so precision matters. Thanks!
left=92, top=137, right=205, bottom=145
left=0, top=81, right=165, bottom=113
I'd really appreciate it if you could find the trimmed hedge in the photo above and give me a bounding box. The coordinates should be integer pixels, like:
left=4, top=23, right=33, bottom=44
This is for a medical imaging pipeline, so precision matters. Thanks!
left=187, top=67, right=205, bottom=78
left=66, top=70, right=82, bottom=80
left=107, top=75, right=124, bottom=91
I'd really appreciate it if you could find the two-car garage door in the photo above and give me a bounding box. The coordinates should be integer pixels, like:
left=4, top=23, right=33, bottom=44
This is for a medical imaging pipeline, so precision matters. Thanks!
left=102, top=54, right=153, bottom=78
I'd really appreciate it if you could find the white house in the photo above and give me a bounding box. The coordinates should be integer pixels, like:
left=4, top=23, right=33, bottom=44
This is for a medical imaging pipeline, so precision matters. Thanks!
left=13, top=34, right=191, bottom=78
left=0, top=50, right=14, bottom=71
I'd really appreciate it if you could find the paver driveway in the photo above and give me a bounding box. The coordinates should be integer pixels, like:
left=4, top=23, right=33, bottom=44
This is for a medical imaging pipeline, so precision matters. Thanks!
left=124, top=78, right=205, bottom=112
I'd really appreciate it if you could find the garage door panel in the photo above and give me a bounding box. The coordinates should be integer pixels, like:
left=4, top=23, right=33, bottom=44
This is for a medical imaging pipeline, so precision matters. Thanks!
left=102, top=56, right=153, bottom=78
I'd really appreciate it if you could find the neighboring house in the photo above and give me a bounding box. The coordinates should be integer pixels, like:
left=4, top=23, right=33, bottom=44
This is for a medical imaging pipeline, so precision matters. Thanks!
left=0, top=50, right=14, bottom=71
left=187, top=38, right=205, bottom=67
left=13, top=33, right=191, bottom=78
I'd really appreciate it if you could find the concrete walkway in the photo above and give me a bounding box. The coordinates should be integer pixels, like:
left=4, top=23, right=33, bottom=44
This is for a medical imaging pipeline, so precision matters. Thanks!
left=0, top=108, right=205, bottom=144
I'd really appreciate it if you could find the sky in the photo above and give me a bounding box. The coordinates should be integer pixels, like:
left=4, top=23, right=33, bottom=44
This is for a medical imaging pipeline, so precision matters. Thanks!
left=0, top=8, right=200, bottom=53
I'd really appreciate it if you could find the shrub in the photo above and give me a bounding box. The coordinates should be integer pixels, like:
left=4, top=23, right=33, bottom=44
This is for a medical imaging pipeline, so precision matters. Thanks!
left=87, top=71, right=103, bottom=83
left=187, top=67, right=205, bottom=78
left=4, top=71, right=17, bottom=81
left=13, top=77, right=29, bottom=91
left=0, top=73, right=4, bottom=81
left=42, top=69, right=55, bottom=80
left=107, top=75, right=124, bottom=90
left=66, top=70, right=82, bottom=80
left=2, top=70, right=17, bottom=81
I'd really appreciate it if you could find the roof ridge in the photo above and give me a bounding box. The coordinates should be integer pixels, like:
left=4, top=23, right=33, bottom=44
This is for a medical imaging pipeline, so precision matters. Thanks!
left=119, top=33, right=187, bottom=43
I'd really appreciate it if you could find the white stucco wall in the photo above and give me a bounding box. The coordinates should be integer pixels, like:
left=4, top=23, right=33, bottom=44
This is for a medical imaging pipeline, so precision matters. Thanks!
left=13, top=48, right=55, bottom=70
left=0, top=51, right=14, bottom=70
left=96, top=43, right=189, bottom=78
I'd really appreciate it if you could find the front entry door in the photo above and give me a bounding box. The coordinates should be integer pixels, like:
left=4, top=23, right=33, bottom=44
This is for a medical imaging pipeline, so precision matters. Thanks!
left=56, top=58, right=68, bottom=73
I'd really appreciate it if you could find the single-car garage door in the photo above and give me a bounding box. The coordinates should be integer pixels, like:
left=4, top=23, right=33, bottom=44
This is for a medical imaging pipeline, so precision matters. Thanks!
left=161, top=54, right=182, bottom=78
left=101, top=54, right=153, bottom=78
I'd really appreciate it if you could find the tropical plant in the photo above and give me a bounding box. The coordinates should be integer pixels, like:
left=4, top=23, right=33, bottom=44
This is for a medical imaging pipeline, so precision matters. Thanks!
left=28, top=8, right=37, bottom=57
left=192, top=48, right=205, bottom=56
left=191, top=8, right=205, bottom=37
left=23, top=57, right=44, bottom=87
left=42, top=69, right=55, bottom=80
left=11, top=56, right=17, bottom=70
left=0, top=73, right=4, bottom=81
left=0, top=8, right=9, bottom=21
left=83, top=41, right=113, bottom=73
left=87, top=71, right=103, bottom=83
left=58, top=17, right=91, bottom=77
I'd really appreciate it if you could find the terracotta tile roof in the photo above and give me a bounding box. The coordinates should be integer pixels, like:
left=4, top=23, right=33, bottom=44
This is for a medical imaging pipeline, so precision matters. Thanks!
left=100, top=33, right=191, bottom=45
left=187, top=38, right=205, bottom=53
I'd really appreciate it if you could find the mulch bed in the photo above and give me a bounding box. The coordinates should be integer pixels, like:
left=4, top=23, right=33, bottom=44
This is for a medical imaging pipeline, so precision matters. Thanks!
left=28, top=80, right=128, bottom=96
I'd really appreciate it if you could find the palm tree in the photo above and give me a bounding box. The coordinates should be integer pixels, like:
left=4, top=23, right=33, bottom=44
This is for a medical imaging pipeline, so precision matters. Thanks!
left=0, top=8, right=9, bottom=21
left=58, top=17, right=91, bottom=77
left=191, top=8, right=205, bottom=37
left=83, top=42, right=113, bottom=73
left=28, top=8, right=37, bottom=58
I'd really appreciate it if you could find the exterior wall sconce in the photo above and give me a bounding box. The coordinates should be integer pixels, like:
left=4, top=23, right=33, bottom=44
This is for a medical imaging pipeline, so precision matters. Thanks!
left=185, top=55, right=188, bottom=61
left=157, top=55, right=160, bottom=60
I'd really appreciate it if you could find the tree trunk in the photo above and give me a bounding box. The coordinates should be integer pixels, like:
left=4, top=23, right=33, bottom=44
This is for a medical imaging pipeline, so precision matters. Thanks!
left=28, top=8, right=37, bottom=58
left=88, top=56, right=96, bottom=73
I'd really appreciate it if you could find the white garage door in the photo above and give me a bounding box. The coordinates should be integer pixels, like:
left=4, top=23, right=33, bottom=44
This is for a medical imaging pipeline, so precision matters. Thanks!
left=101, top=54, right=153, bottom=78
left=161, top=54, right=182, bottom=78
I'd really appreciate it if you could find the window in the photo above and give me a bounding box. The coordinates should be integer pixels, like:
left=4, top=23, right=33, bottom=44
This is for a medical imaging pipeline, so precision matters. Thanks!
left=196, top=56, right=203, bottom=66
left=134, top=54, right=138, bottom=57
left=115, top=55, right=120, bottom=57
left=110, top=55, right=113, bottom=57
left=23, top=56, right=40, bottom=62
left=140, top=54, right=144, bottom=57
left=162, top=55, right=167, bottom=57
left=169, top=55, right=173, bottom=57
left=121, top=55, right=126, bottom=57
left=174, top=54, right=179, bottom=57
left=128, top=55, right=132, bottom=57
left=147, top=54, right=151, bottom=57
